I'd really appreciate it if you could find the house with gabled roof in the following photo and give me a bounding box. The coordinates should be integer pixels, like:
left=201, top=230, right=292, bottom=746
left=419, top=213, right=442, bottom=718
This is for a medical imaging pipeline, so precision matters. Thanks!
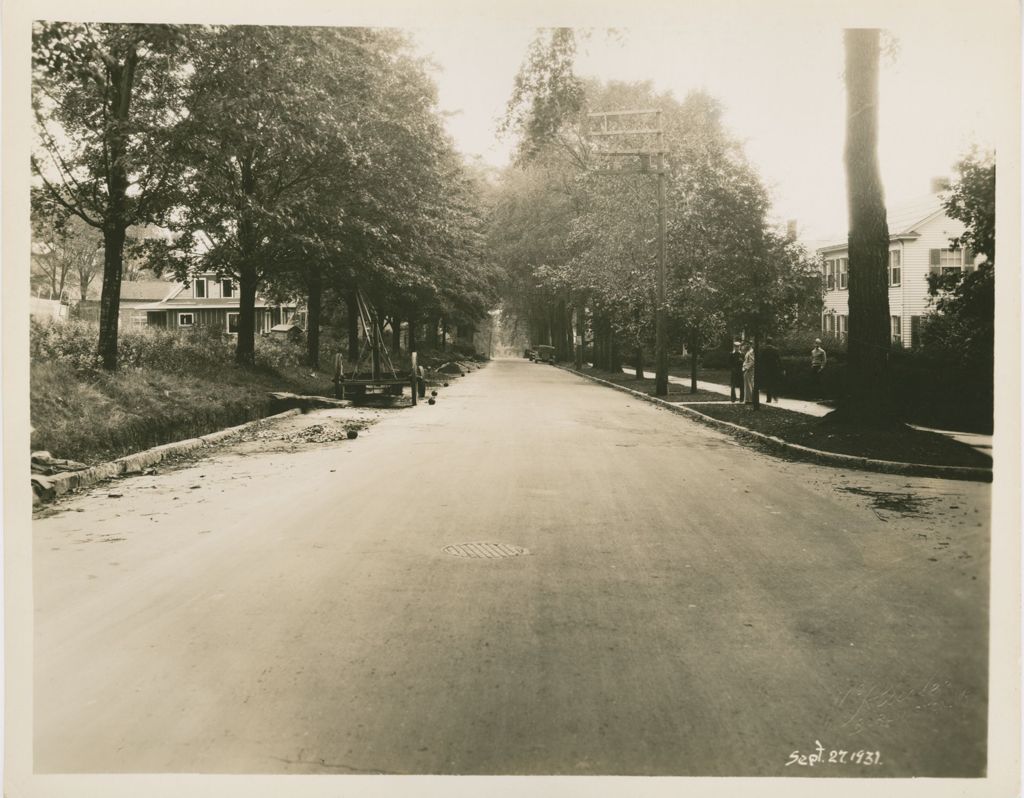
left=817, top=186, right=977, bottom=348
left=75, top=272, right=299, bottom=334
left=136, top=272, right=298, bottom=334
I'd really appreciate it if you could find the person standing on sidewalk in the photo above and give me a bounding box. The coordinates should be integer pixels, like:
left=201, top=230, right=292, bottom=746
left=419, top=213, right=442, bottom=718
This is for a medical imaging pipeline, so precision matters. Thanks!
left=810, top=338, right=827, bottom=397
left=729, top=341, right=745, bottom=402
left=742, top=342, right=756, bottom=404
left=760, top=336, right=783, bottom=403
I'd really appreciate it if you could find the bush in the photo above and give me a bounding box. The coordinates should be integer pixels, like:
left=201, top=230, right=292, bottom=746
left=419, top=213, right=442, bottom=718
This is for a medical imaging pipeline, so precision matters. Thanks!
left=30, top=318, right=103, bottom=371
left=450, top=341, right=477, bottom=358
left=30, top=318, right=236, bottom=374
left=255, top=334, right=307, bottom=371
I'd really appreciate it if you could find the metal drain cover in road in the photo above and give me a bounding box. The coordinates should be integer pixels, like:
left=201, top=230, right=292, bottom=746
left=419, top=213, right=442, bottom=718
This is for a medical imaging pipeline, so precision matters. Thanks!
left=443, top=542, right=529, bottom=559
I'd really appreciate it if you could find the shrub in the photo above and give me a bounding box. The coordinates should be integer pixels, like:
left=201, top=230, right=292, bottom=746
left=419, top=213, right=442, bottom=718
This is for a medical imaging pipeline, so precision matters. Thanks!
left=30, top=318, right=237, bottom=374
left=30, top=318, right=102, bottom=371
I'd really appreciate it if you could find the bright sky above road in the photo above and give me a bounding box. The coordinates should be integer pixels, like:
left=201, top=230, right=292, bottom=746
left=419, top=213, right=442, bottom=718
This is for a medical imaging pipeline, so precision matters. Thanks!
left=409, top=9, right=1006, bottom=244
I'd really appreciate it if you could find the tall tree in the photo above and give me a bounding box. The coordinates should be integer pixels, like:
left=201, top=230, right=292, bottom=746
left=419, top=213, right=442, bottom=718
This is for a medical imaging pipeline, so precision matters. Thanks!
left=154, top=26, right=370, bottom=365
left=31, top=22, right=187, bottom=369
left=840, top=28, right=892, bottom=422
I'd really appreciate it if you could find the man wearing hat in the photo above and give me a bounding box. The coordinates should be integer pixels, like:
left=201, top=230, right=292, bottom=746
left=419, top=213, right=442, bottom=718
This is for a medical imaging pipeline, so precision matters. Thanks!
left=729, top=340, right=745, bottom=402
left=810, top=338, right=827, bottom=396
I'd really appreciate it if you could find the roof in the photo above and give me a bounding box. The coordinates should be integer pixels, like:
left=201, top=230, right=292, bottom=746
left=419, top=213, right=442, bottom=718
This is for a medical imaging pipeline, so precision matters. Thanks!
left=817, top=193, right=947, bottom=253
left=75, top=279, right=176, bottom=302
left=119, top=280, right=177, bottom=301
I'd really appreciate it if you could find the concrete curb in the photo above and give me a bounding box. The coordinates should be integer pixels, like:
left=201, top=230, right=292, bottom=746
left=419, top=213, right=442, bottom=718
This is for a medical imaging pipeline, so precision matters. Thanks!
left=559, top=365, right=992, bottom=483
left=38, top=408, right=303, bottom=501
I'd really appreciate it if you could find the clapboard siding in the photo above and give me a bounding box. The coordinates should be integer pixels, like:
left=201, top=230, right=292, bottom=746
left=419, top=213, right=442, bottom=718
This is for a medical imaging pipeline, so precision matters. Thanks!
left=818, top=207, right=966, bottom=348
left=167, top=307, right=276, bottom=332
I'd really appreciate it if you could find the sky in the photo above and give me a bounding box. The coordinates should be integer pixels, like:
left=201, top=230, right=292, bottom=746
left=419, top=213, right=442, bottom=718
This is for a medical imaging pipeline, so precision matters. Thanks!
left=409, top=15, right=1004, bottom=245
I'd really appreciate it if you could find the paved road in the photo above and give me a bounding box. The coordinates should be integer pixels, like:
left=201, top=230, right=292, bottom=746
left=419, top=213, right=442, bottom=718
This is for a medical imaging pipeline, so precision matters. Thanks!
left=33, top=358, right=990, bottom=776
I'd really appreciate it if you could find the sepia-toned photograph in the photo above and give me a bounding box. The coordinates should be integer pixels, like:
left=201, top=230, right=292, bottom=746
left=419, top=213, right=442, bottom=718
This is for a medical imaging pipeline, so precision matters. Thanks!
left=3, top=0, right=1020, bottom=795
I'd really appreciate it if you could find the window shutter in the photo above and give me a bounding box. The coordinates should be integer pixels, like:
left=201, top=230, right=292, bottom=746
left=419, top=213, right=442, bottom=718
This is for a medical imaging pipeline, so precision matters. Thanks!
left=929, top=249, right=941, bottom=273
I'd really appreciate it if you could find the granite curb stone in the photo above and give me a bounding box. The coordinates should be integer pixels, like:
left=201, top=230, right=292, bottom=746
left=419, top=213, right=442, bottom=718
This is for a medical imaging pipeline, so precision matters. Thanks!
left=37, top=408, right=303, bottom=503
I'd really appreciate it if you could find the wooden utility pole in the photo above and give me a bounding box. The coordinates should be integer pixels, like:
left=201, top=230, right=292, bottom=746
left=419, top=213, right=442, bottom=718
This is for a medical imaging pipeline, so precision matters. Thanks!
left=587, top=108, right=669, bottom=395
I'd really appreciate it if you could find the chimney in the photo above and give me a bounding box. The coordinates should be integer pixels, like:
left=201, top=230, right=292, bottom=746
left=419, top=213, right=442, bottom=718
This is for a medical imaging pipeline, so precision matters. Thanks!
left=786, top=219, right=798, bottom=240
left=930, top=176, right=950, bottom=193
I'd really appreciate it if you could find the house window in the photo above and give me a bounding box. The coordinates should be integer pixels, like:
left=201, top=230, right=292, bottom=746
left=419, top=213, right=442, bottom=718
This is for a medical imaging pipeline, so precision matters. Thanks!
left=838, top=314, right=848, bottom=341
left=930, top=248, right=971, bottom=275
left=178, top=313, right=195, bottom=327
left=890, top=315, right=902, bottom=345
left=221, top=279, right=234, bottom=298
left=226, top=312, right=239, bottom=334
left=824, top=259, right=836, bottom=290
left=888, top=250, right=901, bottom=286
left=910, top=315, right=922, bottom=347
left=194, top=278, right=207, bottom=298
left=837, top=258, right=848, bottom=290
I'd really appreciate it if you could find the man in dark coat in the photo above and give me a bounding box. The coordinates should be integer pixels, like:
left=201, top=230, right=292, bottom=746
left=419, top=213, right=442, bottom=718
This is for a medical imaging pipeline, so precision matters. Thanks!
left=760, top=336, right=783, bottom=403
left=729, top=341, right=745, bottom=402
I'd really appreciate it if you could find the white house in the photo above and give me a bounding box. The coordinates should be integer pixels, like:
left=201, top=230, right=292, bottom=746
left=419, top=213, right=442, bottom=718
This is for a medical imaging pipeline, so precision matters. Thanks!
left=817, top=191, right=977, bottom=348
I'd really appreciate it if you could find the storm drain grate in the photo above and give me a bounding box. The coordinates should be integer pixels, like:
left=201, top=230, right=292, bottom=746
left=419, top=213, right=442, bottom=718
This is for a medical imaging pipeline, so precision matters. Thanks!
left=443, top=542, right=529, bottom=559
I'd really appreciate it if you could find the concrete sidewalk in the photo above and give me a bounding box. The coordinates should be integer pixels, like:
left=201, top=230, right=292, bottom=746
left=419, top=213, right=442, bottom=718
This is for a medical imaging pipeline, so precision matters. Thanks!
left=621, top=366, right=993, bottom=456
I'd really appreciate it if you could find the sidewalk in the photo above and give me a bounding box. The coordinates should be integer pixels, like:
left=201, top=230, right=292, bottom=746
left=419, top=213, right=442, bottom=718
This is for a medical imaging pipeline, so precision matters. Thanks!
left=620, top=367, right=993, bottom=456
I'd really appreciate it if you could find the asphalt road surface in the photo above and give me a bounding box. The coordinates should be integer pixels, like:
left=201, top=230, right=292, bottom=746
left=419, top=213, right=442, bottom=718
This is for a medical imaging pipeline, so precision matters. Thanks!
left=33, top=358, right=990, bottom=776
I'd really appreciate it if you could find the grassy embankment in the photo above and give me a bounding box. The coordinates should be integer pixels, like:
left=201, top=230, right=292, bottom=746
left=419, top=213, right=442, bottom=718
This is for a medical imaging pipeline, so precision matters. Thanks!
left=31, top=319, right=334, bottom=464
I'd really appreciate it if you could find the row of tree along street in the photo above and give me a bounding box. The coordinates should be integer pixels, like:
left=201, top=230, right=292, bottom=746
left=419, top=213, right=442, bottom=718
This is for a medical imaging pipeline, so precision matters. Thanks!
left=32, top=25, right=993, bottom=429
left=32, top=23, right=498, bottom=371
left=489, top=29, right=993, bottom=425
left=489, top=29, right=823, bottom=406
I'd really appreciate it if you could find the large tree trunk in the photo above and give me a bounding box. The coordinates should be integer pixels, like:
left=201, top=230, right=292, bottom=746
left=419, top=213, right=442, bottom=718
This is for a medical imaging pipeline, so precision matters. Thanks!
left=305, top=267, right=322, bottom=369
left=235, top=261, right=258, bottom=366
left=95, top=48, right=138, bottom=371
left=839, top=28, right=893, bottom=422
left=345, top=290, right=359, bottom=362
left=97, top=224, right=127, bottom=370
left=426, top=317, right=439, bottom=349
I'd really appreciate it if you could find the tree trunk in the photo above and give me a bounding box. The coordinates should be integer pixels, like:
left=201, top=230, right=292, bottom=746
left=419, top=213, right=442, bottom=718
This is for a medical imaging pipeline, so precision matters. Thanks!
left=574, top=304, right=585, bottom=370
left=634, top=345, right=644, bottom=380
left=427, top=317, right=439, bottom=349
left=346, top=290, right=359, bottom=362
left=391, top=316, right=401, bottom=354
left=407, top=314, right=417, bottom=352
left=751, top=331, right=761, bottom=410
left=689, top=332, right=699, bottom=393
left=235, top=262, right=258, bottom=366
left=97, top=224, right=127, bottom=370
left=95, top=48, right=138, bottom=371
left=305, top=268, right=322, bottom=370
left=608, top=327, right=622, bottom=373
left=840, top=28, right=893, bottom=422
